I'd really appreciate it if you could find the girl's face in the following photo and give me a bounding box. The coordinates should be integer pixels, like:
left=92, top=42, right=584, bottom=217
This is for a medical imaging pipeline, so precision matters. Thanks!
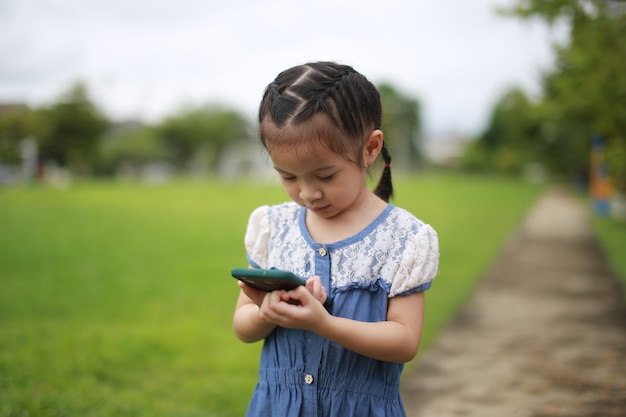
left=268, top=131, right=383, bottom=220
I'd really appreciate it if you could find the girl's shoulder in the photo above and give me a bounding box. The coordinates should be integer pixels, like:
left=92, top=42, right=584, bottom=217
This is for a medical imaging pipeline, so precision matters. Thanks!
left=385, top=205, right=432, bottom=233
left=247, top=202, right=301, bottom=236
left=245, top=202, right=301, bottom=269
left=249, top=201, right=300, bottom=222
left=381, top=206, right=439, bottom=295
left=269, top=201, right=300, bottom=214
left=381, top=205, right=439, bottom=256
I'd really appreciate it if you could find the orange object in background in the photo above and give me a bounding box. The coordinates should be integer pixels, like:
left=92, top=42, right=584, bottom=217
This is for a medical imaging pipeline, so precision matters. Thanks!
left=590, top=136, right=613, bottom=216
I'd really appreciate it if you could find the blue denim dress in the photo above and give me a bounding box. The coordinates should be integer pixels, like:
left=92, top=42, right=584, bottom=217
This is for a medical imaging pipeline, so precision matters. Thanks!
left=243, top=203, right=439, bottom=417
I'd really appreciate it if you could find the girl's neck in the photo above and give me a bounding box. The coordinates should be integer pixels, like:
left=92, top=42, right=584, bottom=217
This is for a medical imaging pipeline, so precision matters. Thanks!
left=305, top=192, right=388, bottom=244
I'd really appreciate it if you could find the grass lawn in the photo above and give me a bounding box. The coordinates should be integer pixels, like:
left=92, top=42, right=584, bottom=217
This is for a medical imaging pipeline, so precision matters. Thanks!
left=591, top=212, right=626, bottom=291
left=0, top=175, right=542, bottom=417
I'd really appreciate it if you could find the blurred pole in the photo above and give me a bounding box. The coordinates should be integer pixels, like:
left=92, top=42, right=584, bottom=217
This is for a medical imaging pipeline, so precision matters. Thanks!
left=19, top=137, right=37, bottom=183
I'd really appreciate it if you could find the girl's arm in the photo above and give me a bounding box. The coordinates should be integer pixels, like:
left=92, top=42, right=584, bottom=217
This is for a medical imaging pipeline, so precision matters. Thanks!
left=320, top=292, right=424, bottom=362
left=258, top=287, right=425, bottom=363
left=232, top=287, right=278, bottom=343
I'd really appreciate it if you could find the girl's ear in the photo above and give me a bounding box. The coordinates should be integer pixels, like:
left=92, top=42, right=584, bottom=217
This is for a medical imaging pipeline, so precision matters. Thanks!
left=364, top=129, right=384, bottom=165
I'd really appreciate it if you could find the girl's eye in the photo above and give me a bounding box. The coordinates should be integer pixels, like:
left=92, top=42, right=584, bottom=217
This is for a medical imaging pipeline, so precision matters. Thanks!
left=318, top=174, right=335, bottom=181
left=281, top=176, right=296, bottom=182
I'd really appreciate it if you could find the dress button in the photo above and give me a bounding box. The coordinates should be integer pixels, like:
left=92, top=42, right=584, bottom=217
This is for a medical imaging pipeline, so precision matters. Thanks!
left=317, top=247, right=327, bottom=256
left=304, top=373, right=314, bottom=384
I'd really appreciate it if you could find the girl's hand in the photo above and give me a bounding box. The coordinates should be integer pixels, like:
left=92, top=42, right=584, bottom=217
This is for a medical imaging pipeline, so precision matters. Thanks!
left=304, top=276, right=328, bottom=305
left=238, top=275, right=328, bottom=308
left=259, top=286, right=329, bottom=331
left=237, top=280, right=269, bottom=307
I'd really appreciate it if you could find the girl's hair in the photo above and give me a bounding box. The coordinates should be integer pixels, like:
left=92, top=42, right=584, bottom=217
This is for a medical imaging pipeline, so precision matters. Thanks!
left=258, top=61, right=393, bottom=202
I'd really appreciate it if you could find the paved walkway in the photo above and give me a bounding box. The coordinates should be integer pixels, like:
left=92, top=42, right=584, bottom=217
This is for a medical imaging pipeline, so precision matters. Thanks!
left=401, top=187, right=626, bottom=417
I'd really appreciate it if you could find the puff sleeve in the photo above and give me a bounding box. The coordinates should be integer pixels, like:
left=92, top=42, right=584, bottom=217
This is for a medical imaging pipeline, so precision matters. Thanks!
left=390, top=223, right=439, bottom=297
left=244, top=205, right=271, bottom=269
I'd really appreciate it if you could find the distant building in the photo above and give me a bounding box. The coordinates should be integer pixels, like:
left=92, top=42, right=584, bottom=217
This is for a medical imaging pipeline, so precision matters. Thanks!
left=102, top=119, right=146, bottom=138
left=423, top=133, right=468, bottom=167
left=0, top=103, right=29, bottom=114
left=218, top=139, right=275, bottom=182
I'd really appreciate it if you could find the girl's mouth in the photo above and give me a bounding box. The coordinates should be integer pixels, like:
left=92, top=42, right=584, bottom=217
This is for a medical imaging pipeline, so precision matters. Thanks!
left=309, top=205, right=330, bottom=213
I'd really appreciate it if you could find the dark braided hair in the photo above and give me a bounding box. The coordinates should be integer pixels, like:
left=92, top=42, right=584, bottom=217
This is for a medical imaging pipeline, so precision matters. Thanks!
left=373, top=145, right=393, bottom=201
left=258, top=61, right=394, bottom=202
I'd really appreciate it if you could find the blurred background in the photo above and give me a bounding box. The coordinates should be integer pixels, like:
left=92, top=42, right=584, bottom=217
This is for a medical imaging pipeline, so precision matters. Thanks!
left=0, top=0, right=621, bottom=203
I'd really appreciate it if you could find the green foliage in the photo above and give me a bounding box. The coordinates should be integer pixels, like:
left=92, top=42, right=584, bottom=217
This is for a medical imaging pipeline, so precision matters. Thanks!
left=378, top=83, right=422, bottom=170
left=35, top=82, right=110, bottom=173
left=459, top=139, right=490, bottom=172
left=97, top=123, right=166, bottom=176
left=462, top=88, right=544, bottom=175
left=155, top=104, right=251, bottom=171
left=605, top=139, right=626, bottom=191
left=0, top=105, right=36, bottom=164
left=502, top=0, right=593, bottom=23
left=501, top=0, right=626, bottom=190
left=481, top=89, right=535, bottom=150
left=0, top=82, right=255, bottom=178
left=0, top=176, right=541, bottom=416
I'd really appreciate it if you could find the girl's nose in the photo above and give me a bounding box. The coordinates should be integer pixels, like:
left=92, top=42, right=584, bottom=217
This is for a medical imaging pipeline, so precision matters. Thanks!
left=299, top=184, right=322, bottom=202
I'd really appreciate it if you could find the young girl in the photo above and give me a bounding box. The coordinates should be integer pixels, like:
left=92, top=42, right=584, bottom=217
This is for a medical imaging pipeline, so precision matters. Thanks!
left=232, top=61, right=439, bottom=417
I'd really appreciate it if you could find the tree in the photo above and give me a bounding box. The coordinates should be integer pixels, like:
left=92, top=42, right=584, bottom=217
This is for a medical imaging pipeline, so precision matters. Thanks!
left=481, top=88, right=537, bottom=150
left=155, top=104, right=250, bottom=172
left=378, top=83, right=422, bottom=171
left=0, top=104, right=35, bottom=165
left=35, top=82, right=109, bottom=174
left=462, top=88, right=543, bottom=174
left=504, top=0, right=626, bottom=190
left=96, top=122, right=166, bottom=176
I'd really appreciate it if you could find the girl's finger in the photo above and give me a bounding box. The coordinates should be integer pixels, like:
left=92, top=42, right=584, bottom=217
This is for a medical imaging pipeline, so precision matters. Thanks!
left=305, top=276, right=327, bottom=304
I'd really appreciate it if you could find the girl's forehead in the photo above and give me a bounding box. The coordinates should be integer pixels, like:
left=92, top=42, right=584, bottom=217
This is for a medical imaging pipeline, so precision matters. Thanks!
left=264, top=126, right=341, bottom=159
left=269, top=141, right=337, bottom=164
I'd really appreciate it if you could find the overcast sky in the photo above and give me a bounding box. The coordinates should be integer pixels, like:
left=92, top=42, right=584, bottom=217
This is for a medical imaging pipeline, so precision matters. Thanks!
left=0, top=0, right=564, bottom=136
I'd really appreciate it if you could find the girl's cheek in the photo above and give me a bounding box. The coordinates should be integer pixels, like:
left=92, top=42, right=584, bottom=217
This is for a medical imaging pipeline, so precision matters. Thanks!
left=284, top=186, right=301, bottom=201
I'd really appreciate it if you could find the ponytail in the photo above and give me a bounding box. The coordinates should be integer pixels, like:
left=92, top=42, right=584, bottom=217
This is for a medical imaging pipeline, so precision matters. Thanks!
left=373, top=144, right=393, bottom=202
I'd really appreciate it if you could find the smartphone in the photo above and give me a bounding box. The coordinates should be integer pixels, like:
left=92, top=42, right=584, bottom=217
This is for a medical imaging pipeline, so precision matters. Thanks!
left=231, top=267, right=332, bottom=306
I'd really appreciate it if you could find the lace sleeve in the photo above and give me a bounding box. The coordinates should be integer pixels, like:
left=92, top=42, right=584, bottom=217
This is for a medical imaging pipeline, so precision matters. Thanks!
left=244, top=205, right=270, bottom=269
left=390, top=223, right=439, bottom=297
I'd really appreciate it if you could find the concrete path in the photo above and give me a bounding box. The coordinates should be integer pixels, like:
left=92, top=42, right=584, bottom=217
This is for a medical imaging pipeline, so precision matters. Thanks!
left=402, top=187, right=626, bottom=417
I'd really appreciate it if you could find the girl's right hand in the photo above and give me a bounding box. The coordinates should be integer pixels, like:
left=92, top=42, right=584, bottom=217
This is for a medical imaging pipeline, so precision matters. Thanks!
left=237, top=280, right=269, bottom=307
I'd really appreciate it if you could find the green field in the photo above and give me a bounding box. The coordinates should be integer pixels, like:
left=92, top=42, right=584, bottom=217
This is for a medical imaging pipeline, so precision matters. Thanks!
left=591, top=213, right=626, bottom=292
left=0, top=175, right=542, bottom=417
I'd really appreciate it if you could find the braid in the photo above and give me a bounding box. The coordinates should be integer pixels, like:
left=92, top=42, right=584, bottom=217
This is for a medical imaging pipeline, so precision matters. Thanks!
left=259, top=66, right=310, bottom=128
left=373, top=144, right=394, bottom=202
